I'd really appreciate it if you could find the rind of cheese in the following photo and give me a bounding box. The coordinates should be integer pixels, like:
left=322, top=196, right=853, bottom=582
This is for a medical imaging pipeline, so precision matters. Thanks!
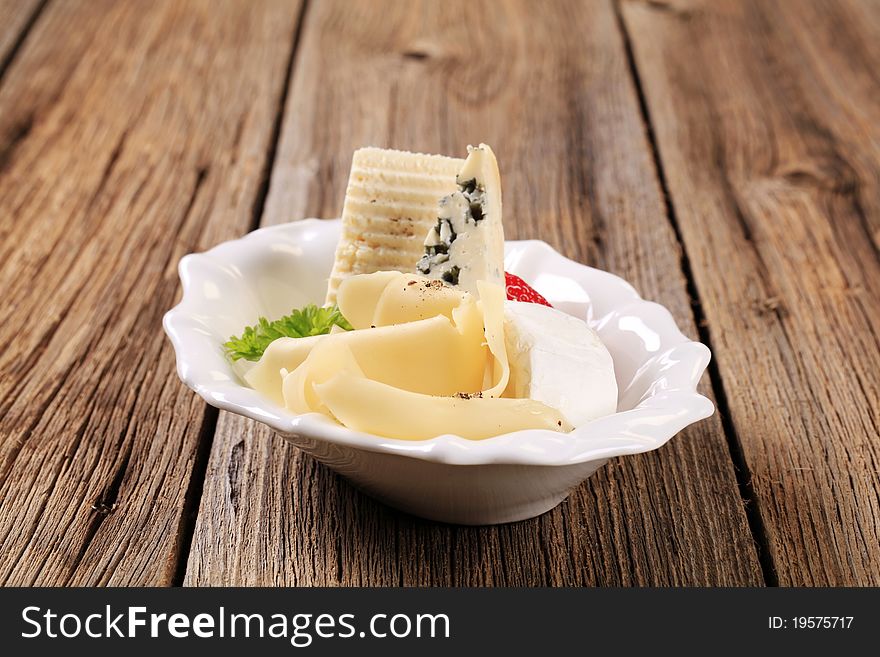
left=416, top=144, right=505, bottom=297
left=325, top=148, right=464, bottom=304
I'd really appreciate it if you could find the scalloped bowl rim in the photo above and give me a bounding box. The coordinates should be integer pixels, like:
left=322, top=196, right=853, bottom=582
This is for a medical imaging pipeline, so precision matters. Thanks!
left=163, top=219, right=714, bottom=466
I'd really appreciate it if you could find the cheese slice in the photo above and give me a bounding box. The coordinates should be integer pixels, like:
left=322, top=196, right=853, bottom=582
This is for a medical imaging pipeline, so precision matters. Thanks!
left=247, top=271, right=569, bottom=440
left=251, top=310, right=489, bottom=408
left=476, top=280, right=511, bottom=397
left=315, top=371, right=568, bottom=441
left=244, top=333, right=326, bottom=406
left=416, top=144, right=505, bottom=297
left=336, top=270, right=470, bottom=328
left=325, top=148, right=464, bottom=304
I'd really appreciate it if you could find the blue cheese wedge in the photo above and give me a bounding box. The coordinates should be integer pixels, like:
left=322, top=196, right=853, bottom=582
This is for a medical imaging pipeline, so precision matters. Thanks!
left=325, top=147, right=464, bottom=304
left=416, top=144, right=505, bottom=297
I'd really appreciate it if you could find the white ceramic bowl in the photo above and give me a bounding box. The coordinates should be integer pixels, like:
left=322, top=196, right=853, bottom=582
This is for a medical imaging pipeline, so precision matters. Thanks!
left=164, top=219, right=714, bottom=524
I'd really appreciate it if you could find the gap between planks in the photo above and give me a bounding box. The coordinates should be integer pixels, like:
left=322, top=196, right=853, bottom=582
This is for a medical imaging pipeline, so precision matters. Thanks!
left=171, top=406, right=218, bottom=587
left=612, top=0, right=775, bottom=586
left=170, top=0, right=313, bottom=586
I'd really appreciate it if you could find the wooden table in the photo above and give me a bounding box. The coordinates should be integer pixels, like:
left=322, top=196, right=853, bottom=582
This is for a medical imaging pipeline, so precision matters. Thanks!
left=1, top=0, right=877, bottom=587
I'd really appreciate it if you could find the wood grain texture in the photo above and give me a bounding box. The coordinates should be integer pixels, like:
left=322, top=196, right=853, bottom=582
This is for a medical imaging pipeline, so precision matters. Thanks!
left=0, top=0, right=43, bottom=76
left=621, top=0, right=880, bottom=585
left=185, top=0, right=763, bottom=586
left=0, top=0, right=301, bottom=585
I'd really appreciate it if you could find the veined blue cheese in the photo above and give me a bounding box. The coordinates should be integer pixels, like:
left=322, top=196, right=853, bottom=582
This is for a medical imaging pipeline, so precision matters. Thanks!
left=416, top=144, right=504, bottom=297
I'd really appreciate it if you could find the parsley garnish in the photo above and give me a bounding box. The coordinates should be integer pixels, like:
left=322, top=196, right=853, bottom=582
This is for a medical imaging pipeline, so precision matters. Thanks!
left=223, top=304, right=353, bottom=362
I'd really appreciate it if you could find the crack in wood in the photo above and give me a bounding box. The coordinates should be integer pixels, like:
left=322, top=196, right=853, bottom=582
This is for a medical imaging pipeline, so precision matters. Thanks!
left=171, top=404, right=218, bottom=587
left=783, top=118, right=880, bottom=264
left=0, top=388, right=100, bottom=585
left=3, top=149, right=221, bottom=583
left=0, top=0, right=318, bottom=586
left=227, top=439, right=245, bottom=517
left=746, top=1, right=880, bottom=269
left=0, top=0, right=49, bottom=88
left=11, top=317, right=159, bottom=583
left=69, top=345, right=158, bottom=574
left=613, top=0, right=777, bottom=586
left=0, top=113, right=34, bottom=176
left=173, top=0, right=314, bottom=586
left=562, top=58, right=606, bottom=266
left=62, top=440, right=133, bottom=586
left=401, top=49, right=429, bottom=61
left=85, top=128, right=129, bottom=211
left=247, top=0, right=311, bottom=233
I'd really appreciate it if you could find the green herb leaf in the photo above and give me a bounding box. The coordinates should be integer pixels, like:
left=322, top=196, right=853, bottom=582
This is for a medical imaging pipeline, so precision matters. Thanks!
left=223, top=304, right=353, bottom=362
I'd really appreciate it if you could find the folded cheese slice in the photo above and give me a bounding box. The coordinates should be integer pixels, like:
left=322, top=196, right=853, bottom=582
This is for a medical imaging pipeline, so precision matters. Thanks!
left=325, top=148, right=464, bottom=304
left=337, top=272, right=510, bottom=397
left=336, top=271, right=468, bottom=329
left=315, top=370, right=566, bottom=441
left=250, top=309, right=488, bottom=406
left=247, top=271, right=569, bottom=440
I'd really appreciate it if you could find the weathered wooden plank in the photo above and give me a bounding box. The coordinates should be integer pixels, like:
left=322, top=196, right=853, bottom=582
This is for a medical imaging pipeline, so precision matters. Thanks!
left=0, top=0, right=302, bottom=585
left=186, top=0, right=762, bottom=586
left=621, top=0, right=880, bottom=585
left=0, top=0, right=43, bottom=77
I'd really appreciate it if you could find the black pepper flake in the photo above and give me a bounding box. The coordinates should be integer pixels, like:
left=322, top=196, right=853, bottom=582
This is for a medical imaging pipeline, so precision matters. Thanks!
left=557, top=420, right=562, bottom=427
left=370, top=325, right=376, bottom=328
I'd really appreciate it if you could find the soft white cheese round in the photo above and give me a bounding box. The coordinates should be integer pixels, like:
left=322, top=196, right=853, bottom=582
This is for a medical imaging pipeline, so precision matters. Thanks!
left=503, top=300, right=618, bottom=427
